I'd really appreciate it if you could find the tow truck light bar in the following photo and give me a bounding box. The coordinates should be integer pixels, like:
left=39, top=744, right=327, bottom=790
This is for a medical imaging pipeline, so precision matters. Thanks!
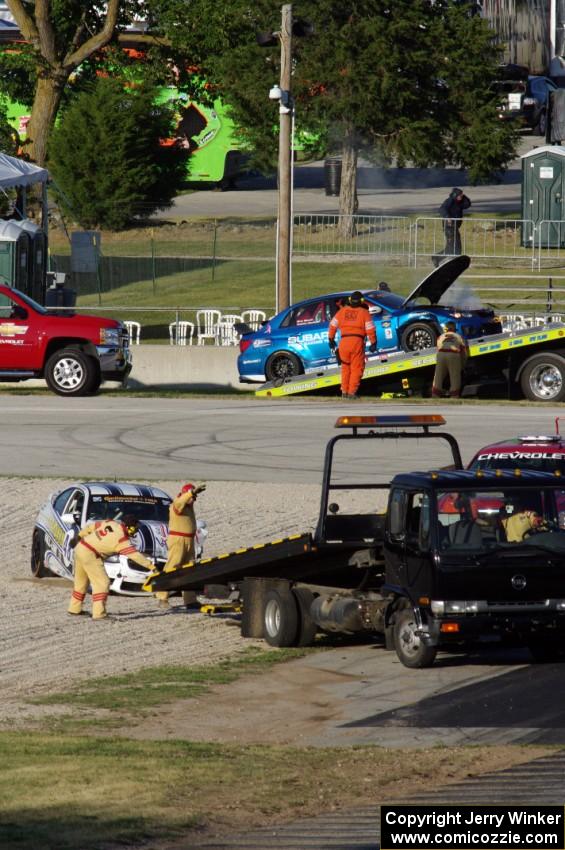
left=519, top=435, right=561, bottom=443
left=335, top=414, right=446, bottom=429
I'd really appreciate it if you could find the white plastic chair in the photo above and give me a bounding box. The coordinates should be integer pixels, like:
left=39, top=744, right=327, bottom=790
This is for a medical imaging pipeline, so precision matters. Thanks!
left=218, top=313, right=243, bottom=346
left=169, top=321, right=195, bottom=346
left=241, top=309, right=267, bottom=331
left=124, top=321, right=141, bottom=345
left=196, top=309, right=221, bottom=345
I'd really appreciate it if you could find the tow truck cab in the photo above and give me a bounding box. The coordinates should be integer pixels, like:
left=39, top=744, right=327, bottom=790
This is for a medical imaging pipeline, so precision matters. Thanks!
left=384, top=469, right=565, bottom=666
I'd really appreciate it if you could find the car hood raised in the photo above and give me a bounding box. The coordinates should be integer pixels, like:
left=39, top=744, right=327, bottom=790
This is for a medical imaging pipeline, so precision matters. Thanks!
left=401, top=255, right=471, bottom=308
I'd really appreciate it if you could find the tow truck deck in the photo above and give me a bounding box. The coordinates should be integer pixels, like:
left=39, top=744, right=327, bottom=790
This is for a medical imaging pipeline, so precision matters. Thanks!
left=255, top=323, right=565, bottom=400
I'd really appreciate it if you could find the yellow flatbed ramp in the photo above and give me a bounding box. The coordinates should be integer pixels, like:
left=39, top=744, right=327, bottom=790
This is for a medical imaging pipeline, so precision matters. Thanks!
left=254, top=324, right=565, bottom=398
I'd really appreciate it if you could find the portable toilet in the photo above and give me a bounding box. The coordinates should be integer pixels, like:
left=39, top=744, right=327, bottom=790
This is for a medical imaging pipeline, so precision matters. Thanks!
left=0, top=219, right=31, bottom=292
left=521, top=145, right=565, bottom=247
left=19, top=218, right=47, bottom=303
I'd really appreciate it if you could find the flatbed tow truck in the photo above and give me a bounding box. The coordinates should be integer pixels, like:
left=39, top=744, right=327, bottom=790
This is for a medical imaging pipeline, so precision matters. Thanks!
left=255, top=324, right=565, bottom=402
left=147, top=415, right=565, bottom=667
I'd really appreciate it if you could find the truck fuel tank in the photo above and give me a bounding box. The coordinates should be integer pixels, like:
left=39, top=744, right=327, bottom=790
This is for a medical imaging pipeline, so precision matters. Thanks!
left=310, top=594, right=364, bottom=633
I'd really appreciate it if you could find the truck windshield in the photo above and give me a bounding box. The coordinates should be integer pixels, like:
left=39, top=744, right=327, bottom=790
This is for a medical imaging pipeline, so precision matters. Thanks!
left=436, top=487, right=565, bottom=555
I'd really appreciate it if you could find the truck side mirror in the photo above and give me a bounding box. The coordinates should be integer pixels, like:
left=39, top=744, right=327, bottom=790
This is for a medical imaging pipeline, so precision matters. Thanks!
left=11, top=305, right=27, bottom=320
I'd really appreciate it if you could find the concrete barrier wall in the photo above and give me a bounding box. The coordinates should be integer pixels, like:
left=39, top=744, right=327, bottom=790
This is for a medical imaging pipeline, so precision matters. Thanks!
left=127, top=345, right=249, bottom=391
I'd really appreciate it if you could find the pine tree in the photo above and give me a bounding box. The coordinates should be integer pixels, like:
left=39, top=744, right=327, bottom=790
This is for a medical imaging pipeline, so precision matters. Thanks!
left=48, top=77, right=186, bottom=230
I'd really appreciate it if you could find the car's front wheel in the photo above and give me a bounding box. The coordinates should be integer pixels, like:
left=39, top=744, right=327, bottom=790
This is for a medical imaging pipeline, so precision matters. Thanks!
left=400, top=322, right=438, bottom=352
left=31, top=530, right=49, bottom=578
left=45, top=348, right=99, bottom=396
left=265, top=351, right=303, bottom=382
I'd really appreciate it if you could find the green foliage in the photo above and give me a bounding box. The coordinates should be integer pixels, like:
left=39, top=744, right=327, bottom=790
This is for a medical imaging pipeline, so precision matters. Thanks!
left=153, top=0, right=518, bottom=180
left=48, top=77, right=187, bottom=230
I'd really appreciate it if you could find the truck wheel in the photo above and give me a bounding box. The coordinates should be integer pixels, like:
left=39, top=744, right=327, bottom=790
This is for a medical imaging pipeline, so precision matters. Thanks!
left=393, top=607, right=437, bottom=669
left=263, top=588, right=299, bottom=647
left=265, top=352, right=302, bottom=382
left=400, top=323, right=437, bottom=352
left=292, top=587, right=318, bottom=646
left=31, top=530, right=49, bottom=578
left=45, top=348, right=98, bottom=397
left=527, top=639, right=565, bottom=663
left=520, top=353, right=565, bottom=402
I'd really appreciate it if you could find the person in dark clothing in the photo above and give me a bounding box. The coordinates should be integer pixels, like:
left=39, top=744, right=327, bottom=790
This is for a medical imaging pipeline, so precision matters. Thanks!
left=434, top=188, right=471, bottom=266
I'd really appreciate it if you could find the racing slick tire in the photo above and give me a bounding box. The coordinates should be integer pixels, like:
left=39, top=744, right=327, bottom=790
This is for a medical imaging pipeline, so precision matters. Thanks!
left=400, top=322, right=438, bottom=353
left=31, top=530, right=49, bottom=578
left=263, top=588, right=299, bottom=647
left=519, top=353, right=565, bottom=402
left=265, top=351, right=303, bottom=382
left=393, top=604, right=437, bottom=669
left=292, top=587, right=318, bottom=647
left=45, top=348, right=99, bottom=397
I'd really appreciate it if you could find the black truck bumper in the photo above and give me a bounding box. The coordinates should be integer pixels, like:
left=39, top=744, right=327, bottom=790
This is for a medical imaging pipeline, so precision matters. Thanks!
left=425, top=610, right=565, bottom=647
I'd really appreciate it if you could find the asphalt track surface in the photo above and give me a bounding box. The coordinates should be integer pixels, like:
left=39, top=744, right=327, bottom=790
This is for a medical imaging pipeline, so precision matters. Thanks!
left=2, top=395, right=564, bottom=481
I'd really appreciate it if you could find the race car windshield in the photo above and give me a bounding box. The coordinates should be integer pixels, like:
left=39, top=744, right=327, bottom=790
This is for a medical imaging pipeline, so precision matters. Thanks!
left=436, top=487, right=565, bottom=556
left=87, top=496, right=170, bottom=523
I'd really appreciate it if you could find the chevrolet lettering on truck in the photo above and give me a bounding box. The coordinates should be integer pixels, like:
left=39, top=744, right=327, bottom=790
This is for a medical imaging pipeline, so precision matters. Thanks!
left=0, top=285, right=130, bottom=395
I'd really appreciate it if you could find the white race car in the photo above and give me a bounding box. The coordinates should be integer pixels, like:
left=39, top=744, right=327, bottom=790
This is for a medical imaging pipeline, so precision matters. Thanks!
left=32, top=482, right=208, bottom=595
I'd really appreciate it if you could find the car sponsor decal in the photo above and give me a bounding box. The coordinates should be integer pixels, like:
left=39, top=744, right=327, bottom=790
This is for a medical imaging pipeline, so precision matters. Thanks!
left=0, top=323, right=27, bottom=336
left=287, top=331, right=329, bottom=344
left=252, top=339, right=271, bottom=348
left=477, top=451, right=565, bottom=460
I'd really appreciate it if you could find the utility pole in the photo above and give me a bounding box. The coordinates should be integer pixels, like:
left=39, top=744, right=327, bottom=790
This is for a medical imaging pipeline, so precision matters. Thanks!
left=276, top=4, right=293, bottom=313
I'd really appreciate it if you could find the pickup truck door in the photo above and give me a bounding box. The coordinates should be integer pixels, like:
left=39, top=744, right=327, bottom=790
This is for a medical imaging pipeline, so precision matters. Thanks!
left=0, top=292, right=38, bottom=369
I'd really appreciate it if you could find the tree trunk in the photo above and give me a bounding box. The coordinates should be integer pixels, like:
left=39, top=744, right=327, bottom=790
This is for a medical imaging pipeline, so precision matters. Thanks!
left=24, top=71, right=67, bottom=165
left=337, top=126, right=359, bottom=239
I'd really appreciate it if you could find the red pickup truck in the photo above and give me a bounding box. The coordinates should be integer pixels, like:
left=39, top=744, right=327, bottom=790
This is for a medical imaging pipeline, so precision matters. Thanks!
left=0, top=284, right=131, bottom=396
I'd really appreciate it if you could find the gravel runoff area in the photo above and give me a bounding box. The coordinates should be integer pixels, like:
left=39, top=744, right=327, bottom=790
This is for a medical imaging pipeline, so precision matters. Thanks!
left=0, top=478, right=322, bottom=727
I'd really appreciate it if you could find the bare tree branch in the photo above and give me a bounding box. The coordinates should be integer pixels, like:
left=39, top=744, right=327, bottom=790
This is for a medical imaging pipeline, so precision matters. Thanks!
left=63, top=0, right=121, bottom=69
left=5, top=0, right=39, bottom=43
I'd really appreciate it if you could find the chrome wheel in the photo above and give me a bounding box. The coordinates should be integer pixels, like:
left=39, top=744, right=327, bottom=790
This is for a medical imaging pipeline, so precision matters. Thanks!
left=53, top=356, right=85, bottom=391
left=528, top=363, right=563, bottom=401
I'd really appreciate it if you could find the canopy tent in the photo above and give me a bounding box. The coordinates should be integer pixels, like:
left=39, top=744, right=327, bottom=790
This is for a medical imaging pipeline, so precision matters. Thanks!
left=0, top=152, right=49, bottom=233
left=0, top=152, right=48, bottom=187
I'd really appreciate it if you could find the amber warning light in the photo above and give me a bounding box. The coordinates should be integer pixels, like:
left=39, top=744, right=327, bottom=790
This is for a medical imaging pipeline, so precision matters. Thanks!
left=335, top=414, right=446, bottom=429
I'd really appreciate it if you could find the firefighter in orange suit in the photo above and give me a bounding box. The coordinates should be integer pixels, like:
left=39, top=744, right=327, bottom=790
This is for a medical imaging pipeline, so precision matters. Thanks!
left=432, top=321, right=469, bottom=398
left=328, top=291, right=377, bottom=398
left=68, top=515, right=153, bottom=620
left=155, top=482, right=206, bottom=609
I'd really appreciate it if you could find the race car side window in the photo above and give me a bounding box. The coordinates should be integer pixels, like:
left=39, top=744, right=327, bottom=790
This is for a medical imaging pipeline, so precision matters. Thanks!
left=65, top=490, right=84, bottom=520
left=53, top=488, right=74, bottom=514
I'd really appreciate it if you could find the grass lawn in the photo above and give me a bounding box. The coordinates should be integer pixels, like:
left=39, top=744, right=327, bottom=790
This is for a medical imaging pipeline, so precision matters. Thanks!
left=0, top=646, right=556, bottom=850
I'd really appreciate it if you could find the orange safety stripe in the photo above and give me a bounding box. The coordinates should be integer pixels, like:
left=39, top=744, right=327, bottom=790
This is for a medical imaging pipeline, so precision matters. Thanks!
left=72, top=590, right=86, bottom=600
left=80, top=539, right=100, bottom=557
left=120, top=545, right=137, bottom=555
left=169, top=531, right=195, bottom=538
left=92, top=593, right=108, bottom=601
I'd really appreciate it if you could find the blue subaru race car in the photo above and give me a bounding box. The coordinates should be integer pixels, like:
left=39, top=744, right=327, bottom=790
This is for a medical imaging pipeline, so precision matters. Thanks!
left=237, top=256, right=501, bottom=383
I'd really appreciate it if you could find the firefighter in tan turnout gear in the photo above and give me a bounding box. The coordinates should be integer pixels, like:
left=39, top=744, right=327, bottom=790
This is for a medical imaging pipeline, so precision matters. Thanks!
left=68, top=515, right=153, bottom=619
left=155, top=482, right=206, bottom=610
left=432, top=320, right=469, bottom=398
